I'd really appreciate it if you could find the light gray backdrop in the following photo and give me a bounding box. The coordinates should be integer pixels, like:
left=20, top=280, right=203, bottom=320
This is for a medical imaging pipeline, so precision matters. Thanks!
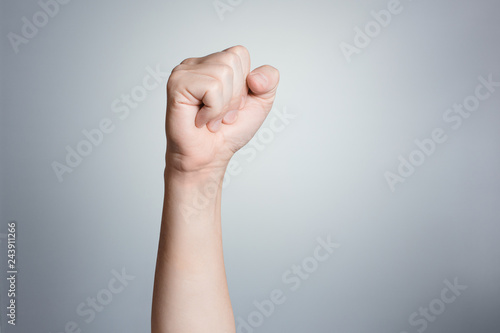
left=1, top=0, right=499, bottom=332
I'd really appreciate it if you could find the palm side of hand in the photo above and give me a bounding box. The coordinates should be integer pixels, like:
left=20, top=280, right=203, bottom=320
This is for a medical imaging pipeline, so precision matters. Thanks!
left=165, top=46, right=279, bottom=173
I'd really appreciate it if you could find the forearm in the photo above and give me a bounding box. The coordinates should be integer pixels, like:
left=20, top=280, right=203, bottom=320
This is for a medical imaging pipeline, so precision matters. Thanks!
left=152, top=156, right=235, bottom=333
left=151, top=45, right=278, bottom=332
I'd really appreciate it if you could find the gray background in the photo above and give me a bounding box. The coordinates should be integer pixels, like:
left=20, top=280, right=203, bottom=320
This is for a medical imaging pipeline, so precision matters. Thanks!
left=1, top=0, right=499, bottom=332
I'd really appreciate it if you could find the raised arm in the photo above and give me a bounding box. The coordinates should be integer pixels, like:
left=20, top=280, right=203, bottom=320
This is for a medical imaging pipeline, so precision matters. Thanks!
left=151, top=45, right=279, bottom=333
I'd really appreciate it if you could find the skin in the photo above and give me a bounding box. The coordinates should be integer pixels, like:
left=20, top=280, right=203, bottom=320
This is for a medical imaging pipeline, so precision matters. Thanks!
left=151, top=45, right=280, bottom=333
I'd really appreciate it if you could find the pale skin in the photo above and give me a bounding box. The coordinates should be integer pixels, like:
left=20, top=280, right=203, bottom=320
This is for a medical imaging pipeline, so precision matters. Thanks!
left=151, top=45, right=280, bottom=333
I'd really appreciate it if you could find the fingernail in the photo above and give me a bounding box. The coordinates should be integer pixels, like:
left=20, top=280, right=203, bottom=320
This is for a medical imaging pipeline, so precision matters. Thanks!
left=223, top=110, right=238, bottom=123
left=250, top=72, right=268, bottom=86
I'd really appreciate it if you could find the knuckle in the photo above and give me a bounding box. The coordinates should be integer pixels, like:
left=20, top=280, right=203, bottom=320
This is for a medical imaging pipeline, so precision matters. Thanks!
left=218, top=51, right=239, bottom=68
left=230, top=45, right=249, bottom=57
left=166, top=69, right=185, bottom=92
left=170, top=65, right=191, bottom=81
left=172, top=63, right=188, bottom=72
left=180, top=57, right=196, bottom=65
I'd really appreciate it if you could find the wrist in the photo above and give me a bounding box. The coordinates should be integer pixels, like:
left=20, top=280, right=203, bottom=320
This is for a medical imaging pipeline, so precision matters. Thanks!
left=164, top=164, right=225, bottom=189
left=165, top=149, right=228, bottom=184
left=163, top=162, right=225, bottom=226
left=164, top=156, right=227, bottom=211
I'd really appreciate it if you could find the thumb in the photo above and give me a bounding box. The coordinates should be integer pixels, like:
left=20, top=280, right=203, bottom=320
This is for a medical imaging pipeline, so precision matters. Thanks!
left=246, top=65, right=280, bottom=101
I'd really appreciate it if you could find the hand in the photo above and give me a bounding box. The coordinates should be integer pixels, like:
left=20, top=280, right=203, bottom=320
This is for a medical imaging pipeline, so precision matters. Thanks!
left=165, top=45, right=280, bottom=174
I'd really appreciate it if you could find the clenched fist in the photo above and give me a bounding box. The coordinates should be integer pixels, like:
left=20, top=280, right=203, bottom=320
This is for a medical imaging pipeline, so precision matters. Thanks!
left=165, top=45, right=280, bottom=174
